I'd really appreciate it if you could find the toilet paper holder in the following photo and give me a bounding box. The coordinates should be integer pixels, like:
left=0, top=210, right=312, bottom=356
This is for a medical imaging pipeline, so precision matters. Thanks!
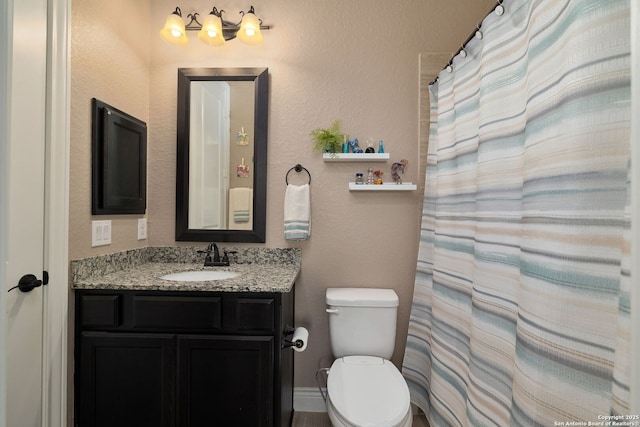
left=282, top=339, right=304, bottom=349
left=282, top=326, right=308, bottom=350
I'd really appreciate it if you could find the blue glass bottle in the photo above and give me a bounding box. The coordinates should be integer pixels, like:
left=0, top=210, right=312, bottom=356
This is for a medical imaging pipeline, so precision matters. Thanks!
left=378, top=140, right=385, bottom=153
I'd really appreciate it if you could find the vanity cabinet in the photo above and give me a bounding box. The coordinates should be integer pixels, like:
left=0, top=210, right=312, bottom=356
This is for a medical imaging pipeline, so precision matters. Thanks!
left=75, top=289, right=294, bottom=427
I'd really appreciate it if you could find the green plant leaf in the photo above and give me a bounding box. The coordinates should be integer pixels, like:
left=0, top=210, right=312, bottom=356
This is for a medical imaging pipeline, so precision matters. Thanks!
left=310, top=119, right=343, bottom=153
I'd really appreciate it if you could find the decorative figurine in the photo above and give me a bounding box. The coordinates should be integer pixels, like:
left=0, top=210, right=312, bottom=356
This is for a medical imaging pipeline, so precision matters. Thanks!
left=237, top=158, right=250, bottom=177
left=365, top=138, right=376, bottom=153
left=236, top=127, right=249, bottom=145
left=391, top=159, right=408, bottom=184
left=374, top=170, right=384, bottom=184
left=348, top=138, right=363, bottom=153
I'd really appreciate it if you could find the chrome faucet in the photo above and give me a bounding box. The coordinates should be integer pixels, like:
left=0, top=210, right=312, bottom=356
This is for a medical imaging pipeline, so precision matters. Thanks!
left=198, top=243, right=234, bottom=267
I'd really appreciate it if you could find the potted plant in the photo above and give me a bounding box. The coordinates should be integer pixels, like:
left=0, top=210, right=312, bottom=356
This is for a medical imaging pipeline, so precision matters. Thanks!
left=310, top=119, right=344, bottom=153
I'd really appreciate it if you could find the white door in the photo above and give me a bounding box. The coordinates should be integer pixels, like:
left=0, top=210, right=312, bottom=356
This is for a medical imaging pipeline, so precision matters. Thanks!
left=1, top=0, right=49, bottom=425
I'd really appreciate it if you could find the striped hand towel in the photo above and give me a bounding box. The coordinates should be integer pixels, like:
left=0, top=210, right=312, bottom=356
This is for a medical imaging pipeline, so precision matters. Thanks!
left=284, top=184, right=311, bottom=241
left=228, top=187, right=252, bottom=228
left=234, top=210, right=250, bottom=223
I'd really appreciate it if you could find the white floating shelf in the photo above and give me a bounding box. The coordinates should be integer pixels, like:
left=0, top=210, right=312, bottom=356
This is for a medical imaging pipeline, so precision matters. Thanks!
left=349, top=182, right=417, bottom=191
left=323, top=153, right=390, bottom=162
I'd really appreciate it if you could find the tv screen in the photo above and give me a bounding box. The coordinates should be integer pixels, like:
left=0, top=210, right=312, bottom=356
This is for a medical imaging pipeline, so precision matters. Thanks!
left=92, top=98, right=147, bottom=215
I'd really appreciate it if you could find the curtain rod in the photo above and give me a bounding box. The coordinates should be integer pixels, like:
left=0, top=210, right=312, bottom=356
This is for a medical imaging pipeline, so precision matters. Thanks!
left=429, top=0, right=503, bottom=85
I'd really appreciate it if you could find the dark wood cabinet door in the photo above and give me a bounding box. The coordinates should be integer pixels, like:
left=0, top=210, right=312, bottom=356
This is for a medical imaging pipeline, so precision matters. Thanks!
left=177, top=335, right=274, bottom=427
left=78, top=332, right=175, bottom=427
left=74, top=290, right=294, bottom=427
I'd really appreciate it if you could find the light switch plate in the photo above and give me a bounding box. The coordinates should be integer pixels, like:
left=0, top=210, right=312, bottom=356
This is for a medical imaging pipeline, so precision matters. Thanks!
left=91, top=220, right=112, bottom=247
left=138, top=218, right=147, bottom=240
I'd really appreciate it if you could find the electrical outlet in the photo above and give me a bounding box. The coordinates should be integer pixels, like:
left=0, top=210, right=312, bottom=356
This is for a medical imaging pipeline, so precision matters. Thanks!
left=138, top=218, right=147, bottom=240
left=91, top=220, right=112, bottom=247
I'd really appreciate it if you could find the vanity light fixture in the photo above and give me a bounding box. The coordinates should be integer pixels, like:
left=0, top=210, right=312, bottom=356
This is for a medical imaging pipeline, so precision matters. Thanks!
left=237, top=6, right=263, bottom=45
left=160, top=5, right=270, bottom=46
left=160, top=7, right=188, bottom=45
left=198, top=7, right=225, bottom=46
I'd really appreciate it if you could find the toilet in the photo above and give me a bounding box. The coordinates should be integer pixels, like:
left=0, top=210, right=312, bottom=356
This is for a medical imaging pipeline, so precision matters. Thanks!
left=325, top=288, right=412, bottom=427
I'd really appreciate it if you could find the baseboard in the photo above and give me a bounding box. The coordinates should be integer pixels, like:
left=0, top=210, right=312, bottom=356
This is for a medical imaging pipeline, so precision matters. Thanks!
left=293, top=387, right=327, bottom=413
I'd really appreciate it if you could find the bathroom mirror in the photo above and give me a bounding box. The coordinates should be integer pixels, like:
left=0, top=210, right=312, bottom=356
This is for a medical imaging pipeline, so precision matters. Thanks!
left=176, top=67, right=268, bottom=242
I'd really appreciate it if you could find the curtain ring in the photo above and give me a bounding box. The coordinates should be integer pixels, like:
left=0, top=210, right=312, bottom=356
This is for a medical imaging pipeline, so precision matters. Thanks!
left=495, top=4, right=504, bottom=16
left=475, top=25, right=483, bottom=39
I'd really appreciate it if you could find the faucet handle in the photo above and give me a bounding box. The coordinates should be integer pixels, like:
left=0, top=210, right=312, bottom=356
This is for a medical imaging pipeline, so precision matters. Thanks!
left=222, top=250, right=238, bottom=265
left=197, top=246, right=214, bottom=264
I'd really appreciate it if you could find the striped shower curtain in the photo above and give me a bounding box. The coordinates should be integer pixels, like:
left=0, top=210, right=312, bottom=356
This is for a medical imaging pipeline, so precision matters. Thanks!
left=402, top=0, right=631, bottom=425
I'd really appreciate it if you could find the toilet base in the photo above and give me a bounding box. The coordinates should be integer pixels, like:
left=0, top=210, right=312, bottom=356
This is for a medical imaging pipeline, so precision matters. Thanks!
left=326, top=395, right=413, bottom=427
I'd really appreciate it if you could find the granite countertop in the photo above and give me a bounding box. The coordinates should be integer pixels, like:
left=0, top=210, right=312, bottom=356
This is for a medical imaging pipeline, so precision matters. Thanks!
left=71, top=246, right=300, bottom=293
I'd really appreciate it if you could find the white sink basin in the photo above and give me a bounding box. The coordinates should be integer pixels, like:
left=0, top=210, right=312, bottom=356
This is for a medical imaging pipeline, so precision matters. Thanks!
left=160, top=270, right=241, bottom=282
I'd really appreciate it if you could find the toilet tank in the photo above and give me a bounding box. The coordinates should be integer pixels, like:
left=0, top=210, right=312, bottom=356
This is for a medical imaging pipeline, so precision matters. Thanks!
left=326, top=288, right=399, bottom=359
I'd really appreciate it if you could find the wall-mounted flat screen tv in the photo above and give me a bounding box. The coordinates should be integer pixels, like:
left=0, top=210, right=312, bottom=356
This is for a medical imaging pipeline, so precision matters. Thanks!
left=92, top=98, right=147, bottom=215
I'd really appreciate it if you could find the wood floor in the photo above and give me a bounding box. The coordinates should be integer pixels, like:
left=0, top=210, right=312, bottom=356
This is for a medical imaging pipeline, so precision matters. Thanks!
left=292, top=411, right=430, bottom=427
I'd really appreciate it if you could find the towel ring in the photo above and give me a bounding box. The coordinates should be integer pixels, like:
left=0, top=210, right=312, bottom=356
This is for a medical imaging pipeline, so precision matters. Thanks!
left=285, top=164, right=311, bottom=185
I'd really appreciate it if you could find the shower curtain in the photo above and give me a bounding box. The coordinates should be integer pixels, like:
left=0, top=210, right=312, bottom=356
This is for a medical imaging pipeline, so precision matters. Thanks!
left=402, top=0, right=631, bottom=425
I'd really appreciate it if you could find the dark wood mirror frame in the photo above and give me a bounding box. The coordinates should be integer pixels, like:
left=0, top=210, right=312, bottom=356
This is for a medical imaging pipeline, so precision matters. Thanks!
left=175, top=67, right=268, bottom=242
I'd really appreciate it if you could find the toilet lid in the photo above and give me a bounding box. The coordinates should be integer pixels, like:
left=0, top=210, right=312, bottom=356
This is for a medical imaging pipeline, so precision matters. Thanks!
left=328, top=356, right=410, bottom=427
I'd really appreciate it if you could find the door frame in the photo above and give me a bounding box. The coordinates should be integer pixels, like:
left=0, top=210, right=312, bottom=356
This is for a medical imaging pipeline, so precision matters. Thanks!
left=0, top=0, right=70, bottom=426
left=43, top=0, right=70, bottom=425
left=0, top=0, right=10, bottom=419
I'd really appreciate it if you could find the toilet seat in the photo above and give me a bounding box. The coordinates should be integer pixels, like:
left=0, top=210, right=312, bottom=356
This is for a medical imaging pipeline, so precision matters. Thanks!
left=327, top=356, right=412, bottom=427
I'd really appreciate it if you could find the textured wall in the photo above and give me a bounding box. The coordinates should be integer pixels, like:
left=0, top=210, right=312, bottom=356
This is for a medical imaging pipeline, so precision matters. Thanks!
left=70, top=0, right=151, bottom=261
left=71, top=0, right=496, bottom=388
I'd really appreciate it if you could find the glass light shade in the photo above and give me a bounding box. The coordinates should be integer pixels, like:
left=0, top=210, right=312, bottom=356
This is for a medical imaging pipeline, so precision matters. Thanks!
left=237, top=12, right=263, bottom=45
left=198, top=14, right=225, bottom=46
left=160, top=13, right=188, bottom=45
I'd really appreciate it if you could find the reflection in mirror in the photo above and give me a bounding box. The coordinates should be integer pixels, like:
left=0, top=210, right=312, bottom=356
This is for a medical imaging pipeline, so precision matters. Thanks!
left=176, top=68, right=268, bottom=242
left=189, top=81, right=254, bottom=230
